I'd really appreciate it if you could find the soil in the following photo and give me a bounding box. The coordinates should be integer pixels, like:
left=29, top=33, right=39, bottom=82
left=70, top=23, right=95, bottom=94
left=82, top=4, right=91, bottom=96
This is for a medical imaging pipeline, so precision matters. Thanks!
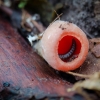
left=49, top=0, right=100, bottom=38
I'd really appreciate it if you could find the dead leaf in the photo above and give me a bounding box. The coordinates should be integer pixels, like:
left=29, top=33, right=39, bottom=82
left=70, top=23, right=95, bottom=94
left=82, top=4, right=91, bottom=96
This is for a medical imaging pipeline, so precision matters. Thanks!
left=71, top=72, right=100, bottom=91
left=68, top=72, right=100, bottom=100
left=91, top=43, right=100, bottom=58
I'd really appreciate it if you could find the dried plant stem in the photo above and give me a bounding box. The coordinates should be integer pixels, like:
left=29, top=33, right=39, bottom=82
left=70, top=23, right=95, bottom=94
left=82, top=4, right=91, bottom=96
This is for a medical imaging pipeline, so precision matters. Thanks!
left=31, top=20, right=45, bottom=33
left=0, top=5, right=12, bottom=16
left=0, top=0, right=3, bottom=6
left=40, top=13, right=63, bottom=38
left=22, top=9, right=45, bottom=33
left=52, top=13, right=63, bottom=23
left=54, top=10, right=60, bottom=20
left=67, top=71, right=91, bottom=78
left=48, top=13, right=63, bottom=28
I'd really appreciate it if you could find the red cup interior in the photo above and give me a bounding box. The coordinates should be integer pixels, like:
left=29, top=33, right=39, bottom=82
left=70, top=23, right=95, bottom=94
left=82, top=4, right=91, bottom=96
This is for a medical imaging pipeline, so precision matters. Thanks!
left=58, top=35, right=81, bottom=62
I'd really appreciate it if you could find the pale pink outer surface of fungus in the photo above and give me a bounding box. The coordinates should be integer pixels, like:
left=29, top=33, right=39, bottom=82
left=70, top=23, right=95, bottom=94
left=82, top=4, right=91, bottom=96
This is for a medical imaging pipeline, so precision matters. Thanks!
left=35, top=20, right=89, bottom=72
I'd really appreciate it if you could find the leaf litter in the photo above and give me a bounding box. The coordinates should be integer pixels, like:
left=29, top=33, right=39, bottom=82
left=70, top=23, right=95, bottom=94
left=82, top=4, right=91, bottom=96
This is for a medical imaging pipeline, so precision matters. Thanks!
left=0, top=0, right=100, bottom=99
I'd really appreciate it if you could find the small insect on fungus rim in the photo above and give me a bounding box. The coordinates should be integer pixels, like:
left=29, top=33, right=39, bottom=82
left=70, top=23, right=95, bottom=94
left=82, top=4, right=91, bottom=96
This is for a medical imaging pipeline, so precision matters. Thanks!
left=58, top=35, right=81, bottom=62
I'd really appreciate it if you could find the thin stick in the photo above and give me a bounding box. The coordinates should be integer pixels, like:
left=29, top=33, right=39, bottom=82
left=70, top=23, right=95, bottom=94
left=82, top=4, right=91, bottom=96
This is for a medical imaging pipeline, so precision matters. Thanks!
left=82, top=28, right=94, bottom=39
left=54, top=10, right=60, bottom=20
left=41, top=13, right=63, bottom=36
left=0, top=0, right=2, bottom=6
left=0, top=5, right=12, bottom=16
left=52, top=13, right=63, bottom=23
left=67, top=71, right=91, bottom=78
left=31, top=20, right=45, bottom=33
left=47, top=13, right=63, bottom=29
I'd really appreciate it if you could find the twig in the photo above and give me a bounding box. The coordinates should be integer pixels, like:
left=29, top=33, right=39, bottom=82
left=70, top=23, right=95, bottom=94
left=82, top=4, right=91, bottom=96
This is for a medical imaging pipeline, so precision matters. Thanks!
left=54, top=10, right=60, bottom=20
left=0, top=0, right=3, bottom=6
left=82, top=28, right=94, bottom=39
left=67, top=71, right=91, bottom=78
left=22, top=9, right=45, bottom=33
left=31, top=20, right=45, bottom=33
left=0, top=5, right=12, bottom=16
left=52, top=13, right=63, bottom=24
left=46, top=13, right=63, bottom=30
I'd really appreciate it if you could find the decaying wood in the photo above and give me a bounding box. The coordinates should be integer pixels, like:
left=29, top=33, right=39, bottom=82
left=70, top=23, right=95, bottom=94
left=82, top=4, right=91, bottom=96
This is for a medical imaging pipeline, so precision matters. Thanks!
left=0, top=17, right=74, bottom=100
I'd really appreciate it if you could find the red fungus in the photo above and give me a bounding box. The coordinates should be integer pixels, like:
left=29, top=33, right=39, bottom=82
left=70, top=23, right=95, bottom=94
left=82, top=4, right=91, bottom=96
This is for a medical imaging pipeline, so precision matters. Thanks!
left=58, top=35, right=81, bottom=62
left=34, top=21, right=89, bottom=72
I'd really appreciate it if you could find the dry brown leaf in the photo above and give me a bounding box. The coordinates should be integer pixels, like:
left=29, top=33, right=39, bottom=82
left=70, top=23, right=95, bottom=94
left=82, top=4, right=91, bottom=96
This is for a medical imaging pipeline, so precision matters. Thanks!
left=71, top=72, right=100, bottom=91
left=91, top=43, right=100, bottom=58
left=68, top=72, right=100, bottom=100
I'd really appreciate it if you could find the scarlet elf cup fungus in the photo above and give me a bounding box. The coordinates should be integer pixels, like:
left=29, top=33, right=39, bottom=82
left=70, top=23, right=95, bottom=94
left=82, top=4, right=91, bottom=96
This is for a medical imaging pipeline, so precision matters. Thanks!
left=34, top=20, right=89, bottom=72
